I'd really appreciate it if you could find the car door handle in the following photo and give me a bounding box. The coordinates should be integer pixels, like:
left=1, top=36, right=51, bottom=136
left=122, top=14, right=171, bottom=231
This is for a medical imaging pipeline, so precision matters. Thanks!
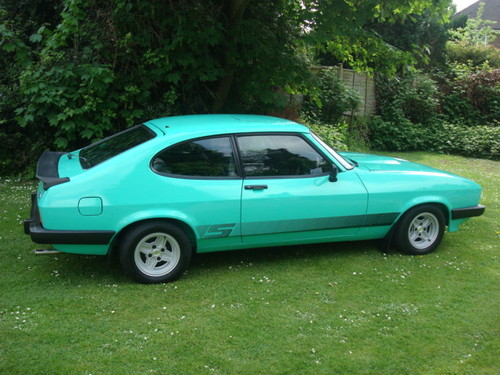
left=244, top=185, right=268, bottom=190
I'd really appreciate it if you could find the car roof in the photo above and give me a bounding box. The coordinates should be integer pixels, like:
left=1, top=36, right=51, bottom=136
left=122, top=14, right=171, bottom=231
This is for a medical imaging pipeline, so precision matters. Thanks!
left=145, top=114, right=309, bottom=138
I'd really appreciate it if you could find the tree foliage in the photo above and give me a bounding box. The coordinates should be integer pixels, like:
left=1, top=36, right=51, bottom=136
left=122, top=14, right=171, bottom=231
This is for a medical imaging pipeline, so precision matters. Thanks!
left=1, top=0, right=454, bottom=174
left=305, top=0, right=452, bottom=74
left=435, top=3, right=500, bottom=127
left=366, top=10, right=450, bottom=69
left=448, top=2, right=498, bottom=46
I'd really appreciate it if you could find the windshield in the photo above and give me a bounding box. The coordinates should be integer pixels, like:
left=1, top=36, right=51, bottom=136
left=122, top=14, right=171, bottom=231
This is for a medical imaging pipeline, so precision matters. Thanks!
left=311, top=133, right=354, bottom=170
left=79, top=125, right=156, bottom=168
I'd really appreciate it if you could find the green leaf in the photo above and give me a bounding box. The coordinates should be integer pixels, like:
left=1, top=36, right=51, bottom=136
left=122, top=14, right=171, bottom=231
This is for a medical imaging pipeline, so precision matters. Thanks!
left=29, top=33, right=42, bottom=43
left=2, top=42, right=16, bottom=52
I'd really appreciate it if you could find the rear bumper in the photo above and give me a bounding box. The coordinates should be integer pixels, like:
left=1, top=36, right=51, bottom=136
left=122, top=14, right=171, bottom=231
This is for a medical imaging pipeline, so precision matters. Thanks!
left=451, top=205, right=485, bottom=220
left=24, top=192, right=115, bottom=245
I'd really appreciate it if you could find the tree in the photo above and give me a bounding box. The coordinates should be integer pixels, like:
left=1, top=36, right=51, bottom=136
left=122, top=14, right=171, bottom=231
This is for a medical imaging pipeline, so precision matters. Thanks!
left=445, top=2, right=500, bottom=73
left=0, top=0, right=63, bottom=173
left=449, top=2, right=498, bottom=46
left=304, top=0, right=452, bottom=74
left=1, top=0, right=455, bottom=174
left=365, top=10, right=450, bottom=69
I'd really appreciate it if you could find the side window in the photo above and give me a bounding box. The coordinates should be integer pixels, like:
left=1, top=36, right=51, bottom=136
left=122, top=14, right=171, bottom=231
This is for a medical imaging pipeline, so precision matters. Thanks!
left=152, top=136, right=237, bottom=177
left=237, top=134, right=332, bottom=177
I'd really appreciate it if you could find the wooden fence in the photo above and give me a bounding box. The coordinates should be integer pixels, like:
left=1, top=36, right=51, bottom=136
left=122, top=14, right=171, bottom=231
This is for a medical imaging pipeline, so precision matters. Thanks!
left=270, top=65, right=376, bottom=121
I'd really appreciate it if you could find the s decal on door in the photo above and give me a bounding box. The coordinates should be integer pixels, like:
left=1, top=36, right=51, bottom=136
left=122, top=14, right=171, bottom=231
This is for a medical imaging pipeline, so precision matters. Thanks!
left=197, top=223, right=237, bottom=239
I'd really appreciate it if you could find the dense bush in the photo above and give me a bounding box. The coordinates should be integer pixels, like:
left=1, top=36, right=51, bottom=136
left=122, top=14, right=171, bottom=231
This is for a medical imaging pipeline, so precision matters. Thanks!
left=298, top=68, right=364, bottom=152
left=302, top=118, right=349, bottom=151
left=0, top=0, right=492, bottom=175
left=369, top=70, right=499, bottom=160
left=370, top=117, right=499, bottom=160
left=446, top=42, right=500, bottom=71
left=301, top=69, right=361, bottom=125
left=436, top=123, right=500, bottom=160
left=438, top=69, right=500, bottom=126
left=0, top=0, right=309, bottom=175
left=375, top=74, right=440, bottom=126
left=368, top=115, right=441, bottom=152
left=436, top=4, right=500, bottom=128
left=369, top=73, right=440, bottom=150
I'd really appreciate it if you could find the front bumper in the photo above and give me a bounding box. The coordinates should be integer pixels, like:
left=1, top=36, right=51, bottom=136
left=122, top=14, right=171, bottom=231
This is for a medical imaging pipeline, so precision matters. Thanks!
left=24, top=192, right=115, bottom=245
left=451, top=205, right=485, bottom=220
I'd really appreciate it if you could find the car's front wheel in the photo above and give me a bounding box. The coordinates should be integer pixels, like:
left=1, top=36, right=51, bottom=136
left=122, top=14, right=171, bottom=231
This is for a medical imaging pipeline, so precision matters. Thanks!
left=394, top=205, right=445, bottom=255
left=120, top=222, right=193, bottom=283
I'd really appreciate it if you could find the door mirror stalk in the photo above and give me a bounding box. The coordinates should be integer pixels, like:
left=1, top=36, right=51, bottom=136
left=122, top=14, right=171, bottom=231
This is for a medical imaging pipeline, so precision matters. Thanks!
left=329, top=166, right=339, bottom=182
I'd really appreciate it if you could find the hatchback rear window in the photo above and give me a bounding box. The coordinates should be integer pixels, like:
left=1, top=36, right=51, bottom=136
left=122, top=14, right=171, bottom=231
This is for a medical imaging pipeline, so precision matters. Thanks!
left=79, top=125, right=156, bottom=168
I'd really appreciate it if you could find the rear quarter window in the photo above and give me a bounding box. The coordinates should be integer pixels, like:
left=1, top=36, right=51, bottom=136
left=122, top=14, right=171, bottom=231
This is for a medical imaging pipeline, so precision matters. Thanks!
left=79, top=125, right=156, bottom=168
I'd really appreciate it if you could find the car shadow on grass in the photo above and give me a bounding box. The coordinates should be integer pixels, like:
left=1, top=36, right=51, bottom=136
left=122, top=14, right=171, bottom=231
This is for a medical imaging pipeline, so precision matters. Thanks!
left=32, top=251, right=127, bottom=284
left=189, top=240, right=382, bottom=274
left=32, top=240, right=387, bottom=284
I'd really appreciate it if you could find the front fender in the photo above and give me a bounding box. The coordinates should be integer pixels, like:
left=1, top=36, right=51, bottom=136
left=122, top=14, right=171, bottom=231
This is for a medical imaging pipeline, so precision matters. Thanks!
left=396, top=195, right=452, bottom=225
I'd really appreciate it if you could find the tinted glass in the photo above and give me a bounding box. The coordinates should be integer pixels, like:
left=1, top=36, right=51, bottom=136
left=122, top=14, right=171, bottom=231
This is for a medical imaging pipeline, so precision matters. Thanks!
left=153, top=136, right=236, bottom=177
left=79, top=125, right=155, bottom=168
left=237, top=135, right=332, bottom=177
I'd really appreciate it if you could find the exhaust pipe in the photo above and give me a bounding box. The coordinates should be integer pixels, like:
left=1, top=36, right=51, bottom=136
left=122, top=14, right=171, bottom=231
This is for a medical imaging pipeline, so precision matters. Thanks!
left=34, top=249, right=62, bottom=255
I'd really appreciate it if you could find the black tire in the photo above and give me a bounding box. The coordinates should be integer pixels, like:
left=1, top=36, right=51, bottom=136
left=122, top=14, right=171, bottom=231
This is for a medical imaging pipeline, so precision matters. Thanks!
left=394, top=205, right=445, bottom=255
left=119, top=221, right=193, bottom=284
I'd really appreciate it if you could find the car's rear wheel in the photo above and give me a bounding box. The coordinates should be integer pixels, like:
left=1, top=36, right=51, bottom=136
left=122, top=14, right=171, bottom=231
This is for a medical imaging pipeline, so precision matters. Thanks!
left=394, top=205, right=445, bottom=255
left=120, top=222, right=192, bottom=283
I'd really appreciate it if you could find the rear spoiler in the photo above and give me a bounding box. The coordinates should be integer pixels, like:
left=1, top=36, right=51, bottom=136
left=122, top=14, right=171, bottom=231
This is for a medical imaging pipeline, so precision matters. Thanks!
left=36, top=151, right=70, bottom=190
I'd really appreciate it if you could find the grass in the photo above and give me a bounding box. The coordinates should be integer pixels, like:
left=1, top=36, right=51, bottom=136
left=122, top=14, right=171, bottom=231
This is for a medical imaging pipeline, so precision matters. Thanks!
left=1, top=152, right=498, bottom=375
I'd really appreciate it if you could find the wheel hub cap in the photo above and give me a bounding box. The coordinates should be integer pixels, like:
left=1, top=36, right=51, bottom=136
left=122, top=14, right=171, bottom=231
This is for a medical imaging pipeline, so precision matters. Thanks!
left=408, top=212, right=439, bottom=250
left=134, top=232, right=181, bottom=277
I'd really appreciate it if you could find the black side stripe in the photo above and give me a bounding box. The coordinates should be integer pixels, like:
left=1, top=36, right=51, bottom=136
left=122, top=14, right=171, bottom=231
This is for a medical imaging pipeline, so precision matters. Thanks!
left=242, top=213, right=399, bottom=236
left=197, top=213, right=399, bottom=238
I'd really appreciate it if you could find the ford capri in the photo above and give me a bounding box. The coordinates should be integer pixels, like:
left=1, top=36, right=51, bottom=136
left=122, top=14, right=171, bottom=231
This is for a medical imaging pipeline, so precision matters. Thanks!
left=24, top=115, right=485, bottom=283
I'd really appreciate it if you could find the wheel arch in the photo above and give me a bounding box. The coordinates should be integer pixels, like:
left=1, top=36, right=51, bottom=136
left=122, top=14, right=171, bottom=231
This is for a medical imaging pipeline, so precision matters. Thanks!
left=109, top=217, right=198, bottom=257
left=392, top=202, right=447, bottom=255
left=397, top=199, right=451, bottom=226
left=380, top=201, right=450, bottom=252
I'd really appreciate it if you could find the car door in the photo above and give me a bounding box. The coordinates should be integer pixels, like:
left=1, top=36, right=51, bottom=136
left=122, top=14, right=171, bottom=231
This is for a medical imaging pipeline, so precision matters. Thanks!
left=237, top=133, right=368, bottom=246
left=151, top=135, right=243, bottom=252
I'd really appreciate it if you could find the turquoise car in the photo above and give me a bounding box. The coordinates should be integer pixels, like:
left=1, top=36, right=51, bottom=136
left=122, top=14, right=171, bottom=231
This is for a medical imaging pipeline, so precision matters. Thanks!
left=24, top=115, right=485, bottom=283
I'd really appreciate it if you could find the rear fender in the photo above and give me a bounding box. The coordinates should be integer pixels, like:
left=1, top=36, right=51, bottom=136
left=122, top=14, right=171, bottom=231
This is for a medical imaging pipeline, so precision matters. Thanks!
left=117, top=209, right=198, bottom=237
left=109, top=210, right=199, bottom=255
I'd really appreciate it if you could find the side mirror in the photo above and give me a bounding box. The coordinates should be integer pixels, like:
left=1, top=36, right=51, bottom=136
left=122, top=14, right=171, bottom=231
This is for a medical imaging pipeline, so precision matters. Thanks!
left=329, top=165, right=338, bottom=182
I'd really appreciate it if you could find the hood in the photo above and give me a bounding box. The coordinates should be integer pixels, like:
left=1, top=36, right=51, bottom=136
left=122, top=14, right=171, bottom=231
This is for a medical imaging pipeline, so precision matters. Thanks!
left=340, top=152, right=453, bottom=175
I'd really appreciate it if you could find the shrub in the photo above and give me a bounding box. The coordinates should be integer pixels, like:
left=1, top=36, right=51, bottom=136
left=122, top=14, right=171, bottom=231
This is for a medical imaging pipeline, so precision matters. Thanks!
left=445, top=42, right=500, bottom=70
left=368, top=115, right=443, bottom=152
left=369, top=73, right=443, bottom=152
left=370, top=68, right=499, bottom=160
left=375, top=73, right=440, bottom=126
left=302, top=118, right=349, bottom=151
left=438, top=69, right=500, bottom=126
left=436, top=123, right=500, bottom=160
left=369, top=116, right=499, bottom=160
left=301, top=69, right=361, bottom=124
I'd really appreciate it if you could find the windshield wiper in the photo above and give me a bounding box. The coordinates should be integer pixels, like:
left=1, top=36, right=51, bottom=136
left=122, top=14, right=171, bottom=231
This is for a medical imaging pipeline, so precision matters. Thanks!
left=345, top=157, right=359, bottom=167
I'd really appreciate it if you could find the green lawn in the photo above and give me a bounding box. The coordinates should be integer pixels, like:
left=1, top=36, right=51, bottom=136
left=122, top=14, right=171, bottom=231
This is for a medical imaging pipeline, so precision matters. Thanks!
left=1, top=153, right=498, bottom=375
